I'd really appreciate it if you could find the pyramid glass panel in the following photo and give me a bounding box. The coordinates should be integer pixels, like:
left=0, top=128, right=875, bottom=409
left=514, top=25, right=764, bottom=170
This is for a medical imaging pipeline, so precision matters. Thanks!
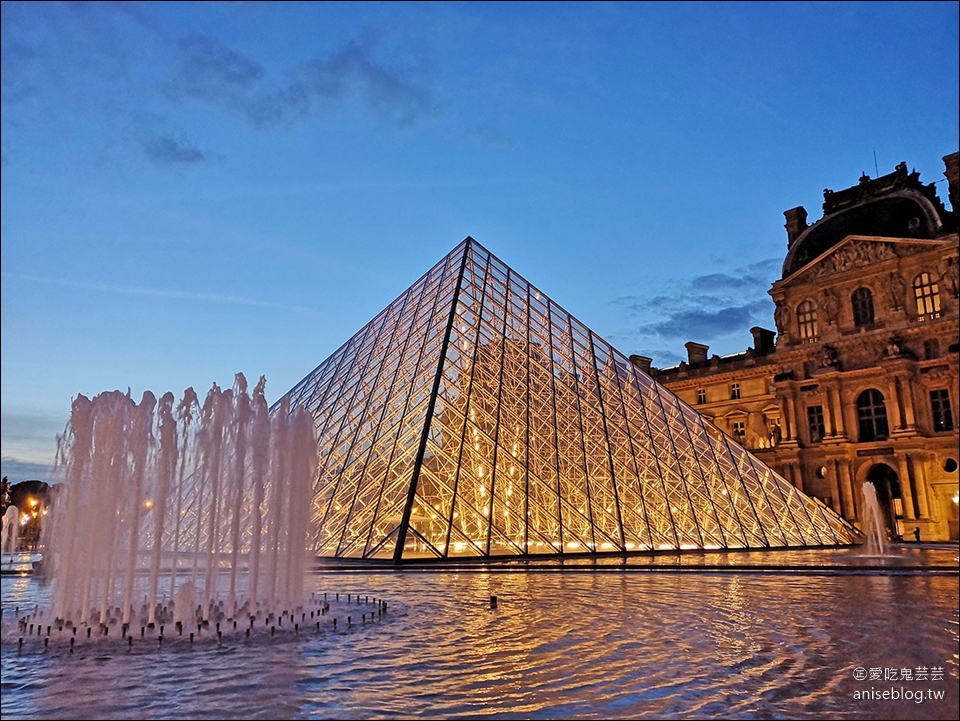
left=279, top=237, right=862, bottom=562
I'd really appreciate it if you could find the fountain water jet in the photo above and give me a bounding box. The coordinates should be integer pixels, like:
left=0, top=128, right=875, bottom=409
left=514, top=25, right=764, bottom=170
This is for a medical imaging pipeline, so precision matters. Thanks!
left=40, top=374, right=319, bottom=633
left=2, top=505, right=19, bottom=566
left=859, top=481, right=890, bottom=556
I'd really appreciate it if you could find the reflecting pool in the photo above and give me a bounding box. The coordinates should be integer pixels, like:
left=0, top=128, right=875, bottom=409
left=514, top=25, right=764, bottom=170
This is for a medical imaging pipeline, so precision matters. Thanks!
left=2, top=547, right=958, bottom=720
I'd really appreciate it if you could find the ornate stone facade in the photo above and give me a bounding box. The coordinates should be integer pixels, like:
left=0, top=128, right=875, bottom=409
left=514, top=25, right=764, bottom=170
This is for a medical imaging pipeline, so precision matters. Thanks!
left=647, top=153, right=960, bottom=541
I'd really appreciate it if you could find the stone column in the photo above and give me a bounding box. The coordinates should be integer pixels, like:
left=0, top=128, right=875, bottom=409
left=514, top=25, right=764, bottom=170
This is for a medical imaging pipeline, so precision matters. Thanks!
left=784, top=394, right=797, bottom=442
left=826, top=384, right=845, bottom=438
left=821, top=389, right=836, bottom=437
left=897, top=375, right=916, bottom=429
left=896, top=455, right=917, bottom=520
left=909, top=454, right=931, bottom=518
left=840, top=391, right=860, bottom=443
left=839, top=460, right=857, bottom=521
left=827, top=471, right=842, bottom=516
left=885, top=377, right=904, bottom=430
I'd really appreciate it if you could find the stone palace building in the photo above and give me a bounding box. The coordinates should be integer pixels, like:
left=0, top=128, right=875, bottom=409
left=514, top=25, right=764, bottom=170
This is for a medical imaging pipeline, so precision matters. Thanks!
left=639, top=152, right=959, bottom=542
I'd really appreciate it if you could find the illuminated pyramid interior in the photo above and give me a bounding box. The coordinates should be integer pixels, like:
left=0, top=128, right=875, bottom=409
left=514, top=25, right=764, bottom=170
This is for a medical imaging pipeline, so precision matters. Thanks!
left=281, top=237, right=861, bottom=562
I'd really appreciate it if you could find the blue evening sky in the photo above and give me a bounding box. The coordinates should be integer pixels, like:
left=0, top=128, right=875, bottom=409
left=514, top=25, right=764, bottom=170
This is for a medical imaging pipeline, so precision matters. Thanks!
left=2, top=1, right=958, bottom=483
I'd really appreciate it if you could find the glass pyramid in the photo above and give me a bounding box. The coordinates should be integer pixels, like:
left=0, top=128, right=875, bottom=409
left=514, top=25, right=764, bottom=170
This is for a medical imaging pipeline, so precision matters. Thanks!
left=280, top=237, right=862, bottom=562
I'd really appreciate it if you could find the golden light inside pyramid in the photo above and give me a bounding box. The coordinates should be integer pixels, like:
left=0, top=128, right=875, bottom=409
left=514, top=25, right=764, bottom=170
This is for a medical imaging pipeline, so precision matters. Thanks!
left=278, top=238, right=862, bottom=561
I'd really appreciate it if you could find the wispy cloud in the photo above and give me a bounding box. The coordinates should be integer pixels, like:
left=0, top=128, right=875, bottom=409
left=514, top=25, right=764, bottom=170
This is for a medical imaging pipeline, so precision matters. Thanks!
left=1, top=272, right=316, bottom=314
left=648, top=299, right=772, bottom=338
left=607, top=257, right=779, bottom=363
left=141, top=135, right=205, bottom=166
left=165, top=34, right=432, bottom=129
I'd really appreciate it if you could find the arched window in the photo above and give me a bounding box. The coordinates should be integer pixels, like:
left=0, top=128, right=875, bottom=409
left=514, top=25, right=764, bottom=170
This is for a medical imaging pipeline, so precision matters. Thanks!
left=856, top=389, right=889, bottom=442
left=851, top=287, right=875, bottom=327
left=913, top=272, right=941, bottom=320
left=796, top=300, right=818, bottom=341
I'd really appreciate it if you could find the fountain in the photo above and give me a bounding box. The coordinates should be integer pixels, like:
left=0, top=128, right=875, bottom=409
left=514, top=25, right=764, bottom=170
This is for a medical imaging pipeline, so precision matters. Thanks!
left=36, top=373, right=319, bottom=633
left=859, top=481, right=890, bottom=556
left=2, top=505, right=20, bottom=567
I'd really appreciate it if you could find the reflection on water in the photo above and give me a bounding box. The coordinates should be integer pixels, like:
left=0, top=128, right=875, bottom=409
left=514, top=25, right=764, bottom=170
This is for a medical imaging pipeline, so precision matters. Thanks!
left=2, top=550, right=958, bottom=720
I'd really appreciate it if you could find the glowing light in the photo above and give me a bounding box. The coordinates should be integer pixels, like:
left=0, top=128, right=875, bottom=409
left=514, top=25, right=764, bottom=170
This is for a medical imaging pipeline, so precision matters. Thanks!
left=143, top=499, right=154, bottom=509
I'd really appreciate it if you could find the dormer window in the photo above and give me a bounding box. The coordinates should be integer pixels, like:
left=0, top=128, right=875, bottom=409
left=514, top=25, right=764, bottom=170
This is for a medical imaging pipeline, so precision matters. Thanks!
left=913, top=272, right=941, bottom=321
left=851, top=287, right=875, bottom=327
left=797, top=301, right=818, bottom=341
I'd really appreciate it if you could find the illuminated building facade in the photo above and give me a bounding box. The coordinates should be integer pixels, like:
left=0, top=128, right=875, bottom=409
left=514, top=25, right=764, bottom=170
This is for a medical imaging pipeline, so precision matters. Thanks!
left=281, top=238, right=860, bottom=562
left=650, top=153, right=959, bottom=541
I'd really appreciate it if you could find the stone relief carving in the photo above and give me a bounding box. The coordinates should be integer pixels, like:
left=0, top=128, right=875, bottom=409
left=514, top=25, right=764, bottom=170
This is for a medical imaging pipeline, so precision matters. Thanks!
left=939, top=256, right=959, bottom=298
left=773, top=300, right=789, bottom=334
left=885, top=272, right=907, bottom=310
left=819, top=344, right=840, bottom=369
left=820, top=288, right=839, bottom=323
left=814, top=242, right=898, bottom=277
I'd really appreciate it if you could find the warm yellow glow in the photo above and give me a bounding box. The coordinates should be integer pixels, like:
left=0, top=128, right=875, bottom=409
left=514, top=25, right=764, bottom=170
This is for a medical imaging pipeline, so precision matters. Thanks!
left=143, top=499, right=154, bottom=509
left=27, top=497, right=38, bottom=508
left=600, top=542, right=614, bottom=550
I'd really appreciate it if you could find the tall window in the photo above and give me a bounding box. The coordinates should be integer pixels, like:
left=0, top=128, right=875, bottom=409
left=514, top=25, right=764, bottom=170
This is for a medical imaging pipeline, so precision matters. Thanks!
left=730, top=382, right=741, bottom=400
left=856, top=389, right=889, bottom=442
left=797, top=300, right=818, bottom=341
left=807, top=405, right=825, bottom=443
left=913, top=272, right=941, bottom=320
left=851, top=287, right=875, bottom=327
left=930, top=389, right=954, bottom=432
left=696, top=388, right=707, bottom=404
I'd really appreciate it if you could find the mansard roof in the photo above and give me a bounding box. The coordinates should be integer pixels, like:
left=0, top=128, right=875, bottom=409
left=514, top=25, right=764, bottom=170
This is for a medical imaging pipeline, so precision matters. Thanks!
left=782, top=161, right=955, bottom=279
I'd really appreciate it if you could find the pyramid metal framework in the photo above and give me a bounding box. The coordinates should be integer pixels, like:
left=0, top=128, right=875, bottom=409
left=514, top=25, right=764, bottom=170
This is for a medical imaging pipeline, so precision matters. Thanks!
left=280, top=237, right=861, bottom=562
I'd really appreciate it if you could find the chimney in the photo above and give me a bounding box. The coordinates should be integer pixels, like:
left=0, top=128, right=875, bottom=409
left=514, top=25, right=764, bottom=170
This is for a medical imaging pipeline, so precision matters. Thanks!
left=750, top=326, right=776, bottom=355
left=783, top=207, right=808, bottom=249
left=629, top=355, right=653, bottom=373
left=943, top=152, right=959, bottom=211
left=684, top=342, right=709, bottom=365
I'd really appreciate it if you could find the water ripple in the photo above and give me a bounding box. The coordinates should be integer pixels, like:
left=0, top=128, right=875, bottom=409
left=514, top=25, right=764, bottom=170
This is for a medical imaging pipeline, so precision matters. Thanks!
left=3, top=560, right=958, bottom=720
